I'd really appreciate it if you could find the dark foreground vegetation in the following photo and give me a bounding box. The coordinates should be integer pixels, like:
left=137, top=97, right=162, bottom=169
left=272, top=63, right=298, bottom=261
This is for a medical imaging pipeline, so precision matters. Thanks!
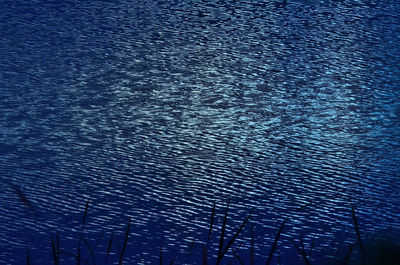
left=25, top=201, right=400, bottom=265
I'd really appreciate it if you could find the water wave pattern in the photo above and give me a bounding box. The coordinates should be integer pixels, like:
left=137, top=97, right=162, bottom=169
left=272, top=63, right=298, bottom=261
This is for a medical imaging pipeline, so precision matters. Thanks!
left=1, top=0, right=400, bottom=264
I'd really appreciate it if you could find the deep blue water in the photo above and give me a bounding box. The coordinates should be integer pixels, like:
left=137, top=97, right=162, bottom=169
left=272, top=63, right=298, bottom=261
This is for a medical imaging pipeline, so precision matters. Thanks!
left=1, top=0, right=400, bottom=264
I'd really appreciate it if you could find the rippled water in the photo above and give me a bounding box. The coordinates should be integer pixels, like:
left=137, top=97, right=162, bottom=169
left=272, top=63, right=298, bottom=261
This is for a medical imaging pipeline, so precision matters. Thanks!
left=1, top=1, right=400, bottom=264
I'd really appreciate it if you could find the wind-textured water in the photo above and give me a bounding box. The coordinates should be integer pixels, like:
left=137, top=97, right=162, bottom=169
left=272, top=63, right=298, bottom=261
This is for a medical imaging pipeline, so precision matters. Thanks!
left=1, top=1, right=400, bottom=264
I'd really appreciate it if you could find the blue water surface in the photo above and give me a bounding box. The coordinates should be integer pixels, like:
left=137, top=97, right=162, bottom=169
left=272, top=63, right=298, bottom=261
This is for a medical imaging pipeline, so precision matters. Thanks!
left=1, top=0, right=400, bottom=264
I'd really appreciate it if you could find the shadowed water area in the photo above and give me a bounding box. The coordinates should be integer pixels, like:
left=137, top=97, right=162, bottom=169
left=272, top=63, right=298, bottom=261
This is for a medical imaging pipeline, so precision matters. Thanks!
left=1, top=0, right=400, bottom=264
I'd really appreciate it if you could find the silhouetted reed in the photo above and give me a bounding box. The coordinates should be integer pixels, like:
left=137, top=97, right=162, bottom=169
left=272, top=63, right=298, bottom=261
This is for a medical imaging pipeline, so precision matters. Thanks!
left=293, top=237, right=312, bottom=265
left=216, top=200, right=230, bottom=265
left=266, top=220, right=286, bottom=265
left=81, top=200, right=90, bottom=231
left=79, top=235, right=96, bottom=265
left=118, top=218, right=131, bottom=265
left=26, top=248, right=31, bottom=265
left=51, top=231, right=60, bottom=265
left=201, top=200, right=254, bottom=265
left=24, top=201, right=398, bottom=265
left=219, top=207, right=253, bottom=262
left=250, top=224, right=255, bottom=265
left=208, top=202, right=216, bottom=244
left=351, top=206, right=365, bottom=264
left=341, top=243, right=355, bottom=265
left=203, top=245, right=208, bottom=265
left=105, top=232, right=113, bottom=263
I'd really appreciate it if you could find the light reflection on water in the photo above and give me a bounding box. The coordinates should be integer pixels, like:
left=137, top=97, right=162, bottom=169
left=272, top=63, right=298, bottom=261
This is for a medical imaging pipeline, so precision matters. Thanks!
left=0, top=1, right=400, bottom=264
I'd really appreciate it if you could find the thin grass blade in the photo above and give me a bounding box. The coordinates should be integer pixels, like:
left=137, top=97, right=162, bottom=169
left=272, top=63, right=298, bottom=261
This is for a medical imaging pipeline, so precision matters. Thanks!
left=80, top=234, right=97, bottom=265
left=341, top=243, right=355, bottom=265
left=208, top=202, right=216, bottom=243
left=118, top=218, right=131, bottom=265
left=203, top=246, right=207, bottom=265
left=105, top=232, right=114, bottom=262
left=232, top=248, right=246, bottom=265
left=351, top=206, right=365, bottom=262
left=217, top=199, right=230, bottom=264
left=187, top=237, right=195, bottom=256
left=81, top=200, right=89, bottom=231
left=308, top=235, right=316, bottom=257
left=266, top=220, right=286, bottom=265
left=220, top=208, right=254, bottom=260
left=51, top=236, right=58, bottom=265
left=293, top=238, right=311, bottom=265
left=26, top=247, right=31, bottom=265
left=250, top=224, right=255, bottom=265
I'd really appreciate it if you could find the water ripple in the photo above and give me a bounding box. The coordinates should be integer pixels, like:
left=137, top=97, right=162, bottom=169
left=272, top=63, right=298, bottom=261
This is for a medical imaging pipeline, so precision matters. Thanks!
left=1, top=0, right=400, bottom=264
